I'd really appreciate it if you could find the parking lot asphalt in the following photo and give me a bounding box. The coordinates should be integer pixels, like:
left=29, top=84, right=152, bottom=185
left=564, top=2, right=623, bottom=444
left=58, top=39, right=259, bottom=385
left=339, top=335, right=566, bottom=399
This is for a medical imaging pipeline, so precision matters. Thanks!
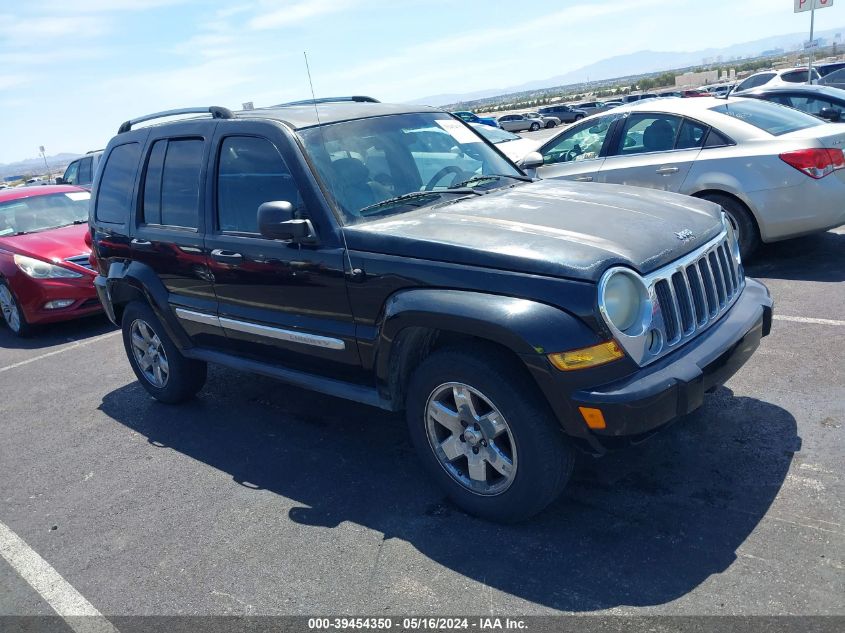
left=0, top=228, right=843, bottom=620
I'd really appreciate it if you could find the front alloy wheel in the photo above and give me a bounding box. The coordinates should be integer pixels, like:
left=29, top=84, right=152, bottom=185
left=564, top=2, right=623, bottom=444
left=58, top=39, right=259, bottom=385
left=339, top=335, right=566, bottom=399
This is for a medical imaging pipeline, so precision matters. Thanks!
left=129, top=318, right=169, bottom=388
left=426, top=382, right=517, bottom=496
left=0, top=282, right=29, bottom=336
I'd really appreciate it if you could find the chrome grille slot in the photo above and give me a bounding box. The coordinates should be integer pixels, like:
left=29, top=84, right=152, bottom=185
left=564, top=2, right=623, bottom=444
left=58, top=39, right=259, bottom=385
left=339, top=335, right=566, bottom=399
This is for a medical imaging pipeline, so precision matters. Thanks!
left=671, top=272, right=695, bottom=335
left=698, top=259, right=717, bottom=318
left=686, top=264, right=706, bottom=325
left=708, top=251, right=726, bottom=306
left=655, top=280, right=678, bottom=343
left=644, top=228, right=744, bottom=363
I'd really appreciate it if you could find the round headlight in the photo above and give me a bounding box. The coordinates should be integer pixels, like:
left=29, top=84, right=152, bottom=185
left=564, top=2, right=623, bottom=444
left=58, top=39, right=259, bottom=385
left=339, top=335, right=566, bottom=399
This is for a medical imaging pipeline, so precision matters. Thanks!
left=600, top=269, right=648, bottom=335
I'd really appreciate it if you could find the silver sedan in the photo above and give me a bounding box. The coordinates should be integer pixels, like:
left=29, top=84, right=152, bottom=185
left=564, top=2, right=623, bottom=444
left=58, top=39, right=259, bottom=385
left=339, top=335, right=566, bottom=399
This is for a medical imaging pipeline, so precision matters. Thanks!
left=497, top=114, right=543, bottom=133
left=521, top=96, right=845, bottom=258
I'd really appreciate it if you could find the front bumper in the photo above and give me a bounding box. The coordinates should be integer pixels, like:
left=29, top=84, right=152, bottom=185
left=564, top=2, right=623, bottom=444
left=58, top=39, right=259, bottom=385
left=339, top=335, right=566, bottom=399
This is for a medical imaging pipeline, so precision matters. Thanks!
left=570, top=278, right=772, bottom=444
left=13, top=270, right=101, bottom=325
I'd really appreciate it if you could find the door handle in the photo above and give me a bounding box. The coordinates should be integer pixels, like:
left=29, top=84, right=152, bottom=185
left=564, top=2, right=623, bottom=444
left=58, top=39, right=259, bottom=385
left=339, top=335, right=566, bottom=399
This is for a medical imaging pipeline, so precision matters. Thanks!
left=574, top=175, right=593, bottom=182
left=656, top=166, right=680, bottom=175
left=130, top=238, right=152, bottom=250
left=211, top=249, right=243, bottom=264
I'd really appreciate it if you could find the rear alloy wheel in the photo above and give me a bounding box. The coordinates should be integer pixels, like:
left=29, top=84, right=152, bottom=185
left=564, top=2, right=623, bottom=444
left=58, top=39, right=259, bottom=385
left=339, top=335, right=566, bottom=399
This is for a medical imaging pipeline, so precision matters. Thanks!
left=0, top=280, right=31, bottom=337
left=406, top=346, right=574, bottom=522
left=529, top=122, right=541, bottom=132
left=121, top=301, right=207, bottom=403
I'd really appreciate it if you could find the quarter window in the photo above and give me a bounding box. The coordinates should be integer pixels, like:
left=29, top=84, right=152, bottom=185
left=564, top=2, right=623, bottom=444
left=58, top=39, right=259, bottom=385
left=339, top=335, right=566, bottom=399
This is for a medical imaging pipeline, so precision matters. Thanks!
left=96, top=143, right=141, bottom=224
left=216, top=136, right=304, bottom=234
left=141, top=138, right=203, bottom=229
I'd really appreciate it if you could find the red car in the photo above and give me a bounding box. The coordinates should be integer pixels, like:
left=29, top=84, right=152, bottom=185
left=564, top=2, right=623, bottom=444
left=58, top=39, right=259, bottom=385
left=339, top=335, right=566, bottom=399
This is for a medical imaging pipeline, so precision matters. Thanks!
left=0, top=185, right=100, bottom=336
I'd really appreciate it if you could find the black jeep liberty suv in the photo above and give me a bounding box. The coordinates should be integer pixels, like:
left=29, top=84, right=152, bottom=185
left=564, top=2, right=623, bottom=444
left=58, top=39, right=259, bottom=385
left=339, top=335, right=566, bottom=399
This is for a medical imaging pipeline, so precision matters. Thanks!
left=91, top=98, right=773, bottom=522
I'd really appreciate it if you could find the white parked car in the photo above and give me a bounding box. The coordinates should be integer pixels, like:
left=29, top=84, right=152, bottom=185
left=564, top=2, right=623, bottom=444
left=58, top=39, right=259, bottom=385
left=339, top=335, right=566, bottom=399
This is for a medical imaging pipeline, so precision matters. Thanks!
left=520, top=96, right=845, bottom=258
left=733, top=67, right=820, bottom=93
left=469, top=123, right=539, bottom=162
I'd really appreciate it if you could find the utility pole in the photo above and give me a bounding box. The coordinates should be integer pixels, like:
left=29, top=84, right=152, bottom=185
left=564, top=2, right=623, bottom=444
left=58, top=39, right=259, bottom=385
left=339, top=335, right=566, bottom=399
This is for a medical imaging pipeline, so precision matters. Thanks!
left=808, top=5, right=816, bottom=84
left=39, top=146, right=51, bottom=181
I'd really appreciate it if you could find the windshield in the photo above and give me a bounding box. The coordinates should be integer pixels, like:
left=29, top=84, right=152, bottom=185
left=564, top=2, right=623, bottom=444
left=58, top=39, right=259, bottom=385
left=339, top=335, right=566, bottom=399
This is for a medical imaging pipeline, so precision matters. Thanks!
left=298, top=112, right=523, bottom=224
left=711, top=99, right=823, bottom=136
left=0, top=191, right=90, bottom=236
left=471, top=124, right=521, bottom=144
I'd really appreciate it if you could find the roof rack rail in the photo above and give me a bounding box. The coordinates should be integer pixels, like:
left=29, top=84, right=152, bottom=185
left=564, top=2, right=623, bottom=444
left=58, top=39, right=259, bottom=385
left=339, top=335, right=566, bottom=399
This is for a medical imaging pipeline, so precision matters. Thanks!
left=117, top=106, right=235, bottom=134
left=86, top=149, right=104, bottom=154
left=273, top=96, right=380, bottom=107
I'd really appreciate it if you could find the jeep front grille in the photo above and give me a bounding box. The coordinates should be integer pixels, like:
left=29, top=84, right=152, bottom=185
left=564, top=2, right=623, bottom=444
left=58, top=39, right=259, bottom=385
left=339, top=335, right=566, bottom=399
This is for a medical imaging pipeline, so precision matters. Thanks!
left=647, top=231, right=744, bottom=351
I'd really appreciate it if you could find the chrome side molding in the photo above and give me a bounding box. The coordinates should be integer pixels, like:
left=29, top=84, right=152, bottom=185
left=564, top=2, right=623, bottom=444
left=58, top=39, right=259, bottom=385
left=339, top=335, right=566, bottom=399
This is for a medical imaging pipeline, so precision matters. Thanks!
left=174, top=308, right=345, bottom=350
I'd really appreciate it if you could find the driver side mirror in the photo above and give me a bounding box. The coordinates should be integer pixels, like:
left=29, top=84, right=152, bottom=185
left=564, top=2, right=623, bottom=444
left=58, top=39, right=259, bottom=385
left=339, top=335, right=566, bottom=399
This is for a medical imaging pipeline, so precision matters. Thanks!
left=55, top=177, right=66, bottom=185
left=818, top=107, right=842, bottom=122
left=518, top=151, right=544, bottom=170
left=257, top=201, right=314, bottom=242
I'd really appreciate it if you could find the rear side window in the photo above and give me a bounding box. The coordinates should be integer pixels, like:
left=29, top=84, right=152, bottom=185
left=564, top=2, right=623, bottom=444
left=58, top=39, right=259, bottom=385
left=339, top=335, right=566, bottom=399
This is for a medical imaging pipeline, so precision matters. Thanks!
left=96, top=142, right=141, bottom=224
left=676, top=119, right=709, bottom=150
left=616, top=114, right=682, bottom=155
left=216, top=136, right=304, bottom=234
left=78, top=157, right=93, bottom=185
left=141, top=138, right=204, bottom=229
left=736, top=72, right=775, bottom=91
left=781, top=70, right=818, bottom=83
left=704, top=128, right=733, bottom=147
left=711, top=100, right=823, bottom=136
left=63, top=161, right=79, bottom=185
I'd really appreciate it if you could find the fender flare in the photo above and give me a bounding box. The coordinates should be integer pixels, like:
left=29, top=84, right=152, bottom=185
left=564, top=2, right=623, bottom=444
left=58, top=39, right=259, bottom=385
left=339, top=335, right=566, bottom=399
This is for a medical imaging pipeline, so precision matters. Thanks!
left=373, top=288, right=601, bottom=398
left=104, top=260, right=193, bottom=350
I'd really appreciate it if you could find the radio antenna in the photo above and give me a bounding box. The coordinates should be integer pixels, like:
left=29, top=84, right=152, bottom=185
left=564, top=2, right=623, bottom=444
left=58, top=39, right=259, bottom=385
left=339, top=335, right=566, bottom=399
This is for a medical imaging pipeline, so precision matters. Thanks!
left=303, top=51, right=359, bottom=279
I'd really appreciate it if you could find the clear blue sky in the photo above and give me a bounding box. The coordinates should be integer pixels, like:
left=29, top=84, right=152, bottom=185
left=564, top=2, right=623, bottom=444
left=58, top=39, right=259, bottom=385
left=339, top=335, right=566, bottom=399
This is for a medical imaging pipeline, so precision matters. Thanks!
left=1, top=0, right=844, bottom=163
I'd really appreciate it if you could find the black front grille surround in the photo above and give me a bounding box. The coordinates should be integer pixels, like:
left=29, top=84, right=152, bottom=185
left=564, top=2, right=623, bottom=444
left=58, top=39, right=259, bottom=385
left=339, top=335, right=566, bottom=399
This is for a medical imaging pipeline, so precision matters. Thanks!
left=598, top=216, right=744, bottom=367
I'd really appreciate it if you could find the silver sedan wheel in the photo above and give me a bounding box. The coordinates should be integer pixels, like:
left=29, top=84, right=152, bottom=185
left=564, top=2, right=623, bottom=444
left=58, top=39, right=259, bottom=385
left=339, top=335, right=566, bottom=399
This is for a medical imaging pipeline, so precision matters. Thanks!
left=130, top=318, right=169, bottom=388
left=0, top=284, right=21, bottom=333
left=425, top=382, right=517, bottom=496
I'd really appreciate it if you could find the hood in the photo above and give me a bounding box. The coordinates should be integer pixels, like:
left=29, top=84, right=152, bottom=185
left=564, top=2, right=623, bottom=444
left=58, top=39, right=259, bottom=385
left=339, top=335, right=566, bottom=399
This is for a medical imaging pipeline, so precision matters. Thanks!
left=495, top=138, right=541, bottom=162
left=0, top=223, right=90, bottom=262
left=345, top=180, right=723, bottom=283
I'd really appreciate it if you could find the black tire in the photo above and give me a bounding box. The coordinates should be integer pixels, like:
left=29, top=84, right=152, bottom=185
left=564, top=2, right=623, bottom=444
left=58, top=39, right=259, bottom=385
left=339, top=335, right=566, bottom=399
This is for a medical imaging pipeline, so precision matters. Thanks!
left=406, top=345, right=574, bottom=523
left=574, top=115, right=584, bottom=121
left=545, top=121, right=556, bottom=129
left=700, top=193, right=759, bottom=261
left=121, top=301, right=207, bottom=404
left=0, top=279, right=32, bottom=337
left=529, top=122, right=540, bottom=132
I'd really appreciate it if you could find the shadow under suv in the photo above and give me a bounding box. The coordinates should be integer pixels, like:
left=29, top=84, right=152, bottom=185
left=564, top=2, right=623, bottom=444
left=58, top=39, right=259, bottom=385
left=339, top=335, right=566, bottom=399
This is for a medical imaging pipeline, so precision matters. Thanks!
left=91, top=98, right=773, bottom=522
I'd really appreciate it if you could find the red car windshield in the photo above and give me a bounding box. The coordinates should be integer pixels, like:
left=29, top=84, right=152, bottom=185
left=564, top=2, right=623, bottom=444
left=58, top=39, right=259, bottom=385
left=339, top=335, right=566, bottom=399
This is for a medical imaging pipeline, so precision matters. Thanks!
left=0, top=191, right=90, bottom=236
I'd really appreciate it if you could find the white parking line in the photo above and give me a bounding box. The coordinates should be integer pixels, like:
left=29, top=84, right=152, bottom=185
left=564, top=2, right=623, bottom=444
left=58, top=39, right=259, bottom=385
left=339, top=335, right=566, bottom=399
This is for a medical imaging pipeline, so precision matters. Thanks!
left=0, top=519, right=119, bottom=633
left=0, top=331, right=120, bottom=374
left=774, top=315, right=845, bottom=327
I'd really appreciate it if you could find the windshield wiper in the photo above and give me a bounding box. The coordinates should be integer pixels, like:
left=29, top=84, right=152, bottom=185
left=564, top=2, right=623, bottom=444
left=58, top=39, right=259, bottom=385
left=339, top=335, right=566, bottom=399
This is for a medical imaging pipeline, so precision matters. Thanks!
left=72, top=219, right=88, bottom=224
left=452, top=173, right=533, bottom=189
left=359, top=188, right=483, bottom=216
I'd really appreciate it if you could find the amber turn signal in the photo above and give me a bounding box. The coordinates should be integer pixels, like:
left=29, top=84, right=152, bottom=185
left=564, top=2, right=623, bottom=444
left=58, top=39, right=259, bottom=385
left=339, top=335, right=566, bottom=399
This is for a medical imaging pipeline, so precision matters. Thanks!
left=578, top=407, right=607, bottom=430
left=547, top=341, right=624, bottom=371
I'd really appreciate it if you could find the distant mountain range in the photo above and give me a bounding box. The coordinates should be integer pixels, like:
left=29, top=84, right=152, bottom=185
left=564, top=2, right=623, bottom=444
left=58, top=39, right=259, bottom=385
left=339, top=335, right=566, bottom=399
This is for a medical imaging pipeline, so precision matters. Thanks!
left=410, top=26, right=845, bottom=106
left=0, top=153, right=81, bottom=180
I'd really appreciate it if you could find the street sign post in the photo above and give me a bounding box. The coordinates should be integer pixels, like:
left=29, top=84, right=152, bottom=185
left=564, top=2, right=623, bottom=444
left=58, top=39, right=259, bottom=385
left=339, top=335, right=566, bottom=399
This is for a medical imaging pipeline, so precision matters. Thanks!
left=795, top=0, right=834, bottom=83
left=795, top=0, right=834, bottom=12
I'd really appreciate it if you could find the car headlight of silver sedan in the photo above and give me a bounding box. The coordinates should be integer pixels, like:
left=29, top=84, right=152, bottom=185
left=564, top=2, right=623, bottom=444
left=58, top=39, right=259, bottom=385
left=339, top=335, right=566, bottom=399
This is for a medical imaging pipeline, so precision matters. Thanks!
left=14, top=254, right=83, bottom=279
left=598, top=267, right=652, bottom=336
